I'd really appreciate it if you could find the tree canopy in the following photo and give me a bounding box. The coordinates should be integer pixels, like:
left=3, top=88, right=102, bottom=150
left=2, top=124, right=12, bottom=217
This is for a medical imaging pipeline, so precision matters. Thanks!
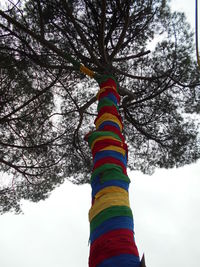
left=0, top=0, right=199, bottom=213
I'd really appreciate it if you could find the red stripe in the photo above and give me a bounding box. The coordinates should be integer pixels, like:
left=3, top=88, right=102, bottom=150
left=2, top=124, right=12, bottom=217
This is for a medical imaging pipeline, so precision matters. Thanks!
left=100, top=78, right=117, bottom=90
left=84, top=128, right=124, bottom=144
left=89, top=229, right=139, bottom=267
left=93, top=157, right=127, bottom=174
left=97, top=106, right=119, bottom=117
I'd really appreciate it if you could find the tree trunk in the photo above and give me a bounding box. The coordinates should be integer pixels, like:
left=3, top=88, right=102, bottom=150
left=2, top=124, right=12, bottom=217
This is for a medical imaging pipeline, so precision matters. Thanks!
left=85, top=75, right=141, bottom=267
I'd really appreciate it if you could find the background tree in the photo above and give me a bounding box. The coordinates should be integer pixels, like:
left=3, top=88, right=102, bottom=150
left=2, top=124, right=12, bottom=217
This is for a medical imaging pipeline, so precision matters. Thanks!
left=0, top=0, right=200, bottom=213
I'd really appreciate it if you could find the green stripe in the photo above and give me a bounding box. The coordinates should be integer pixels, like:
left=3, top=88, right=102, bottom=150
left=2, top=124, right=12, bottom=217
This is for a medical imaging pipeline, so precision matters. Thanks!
left=87, top=131, right=122, bottom=147
left=91, top=164, right=123, bottom=183
left=97, top=99, right=118, bottom=112
left=90, top=206, right=133, bottom=233
left=101, top=169, right=130, bottom=183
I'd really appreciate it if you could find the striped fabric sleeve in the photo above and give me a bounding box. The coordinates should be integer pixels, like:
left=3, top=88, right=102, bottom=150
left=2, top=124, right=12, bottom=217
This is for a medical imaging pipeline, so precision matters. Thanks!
left=85, top=76, right=141, bottom=267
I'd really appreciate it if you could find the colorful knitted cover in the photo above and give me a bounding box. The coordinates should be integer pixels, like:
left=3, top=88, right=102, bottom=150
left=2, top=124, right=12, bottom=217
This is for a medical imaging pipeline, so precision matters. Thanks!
left=85, top=76, right=140, bottom=267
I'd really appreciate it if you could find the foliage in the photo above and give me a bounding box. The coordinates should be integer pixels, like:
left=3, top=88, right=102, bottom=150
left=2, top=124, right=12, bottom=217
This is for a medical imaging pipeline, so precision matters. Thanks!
left=0, top=0, right=199, bottom=213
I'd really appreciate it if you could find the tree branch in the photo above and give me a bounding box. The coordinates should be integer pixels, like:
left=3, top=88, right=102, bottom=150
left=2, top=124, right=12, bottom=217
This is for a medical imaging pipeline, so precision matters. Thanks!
left=99, top=0, right=108, bottom=63
left=79, top=96, right=97, bottom=112
left=169, top=75, right=200, bottom=88
left=36, top=0, right=45, bottom=38
left=0, top=70, right=61, bottom=123
left=0, top=10, right=81, bottom=68
left=113, top=50, right=151, bottom=62
left=112, top=65, right=155, bottom=81
left=104, top=8, right=120, bottom=47
left=121, top=78, right=173, bottom=108
left=0, top=44, right=75, bottom=71
left=0, top=157, right=42, bottom=177
left=51, top=21, right=93, bottom=66
left=124, top=107, right=168, bottom=147
left=109, top=3, right=130, bottom=61
left=61, top=0, right=103, bottom=68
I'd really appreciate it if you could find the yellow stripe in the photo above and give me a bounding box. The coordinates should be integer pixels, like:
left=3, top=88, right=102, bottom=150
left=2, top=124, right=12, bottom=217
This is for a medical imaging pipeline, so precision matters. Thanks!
left=95, top=113, right=122, bottom=131
left=89, top=190, right=129, bottom=222
left=95, top=186, right=127, bottom=199
left=80, top=64, right=94, bottom=78
left=91, top=136, right=120, bottom=150
left=100, top=145, right=126, bottom=156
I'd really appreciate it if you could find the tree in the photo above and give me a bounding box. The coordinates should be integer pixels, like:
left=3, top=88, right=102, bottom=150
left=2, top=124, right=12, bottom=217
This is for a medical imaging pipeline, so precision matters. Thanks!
left=0, top=0, right=199, bottom=214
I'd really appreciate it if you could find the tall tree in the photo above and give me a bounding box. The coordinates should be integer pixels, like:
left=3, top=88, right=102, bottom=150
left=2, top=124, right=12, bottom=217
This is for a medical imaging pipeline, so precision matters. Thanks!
left=0, top=0, right=199, bottom=216
left=1, top=0, right=200, bottom=265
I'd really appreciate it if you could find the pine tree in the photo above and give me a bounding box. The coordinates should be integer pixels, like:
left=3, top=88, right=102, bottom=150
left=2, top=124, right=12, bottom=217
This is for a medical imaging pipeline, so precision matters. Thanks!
left=0, top=0, right=199, bottom=215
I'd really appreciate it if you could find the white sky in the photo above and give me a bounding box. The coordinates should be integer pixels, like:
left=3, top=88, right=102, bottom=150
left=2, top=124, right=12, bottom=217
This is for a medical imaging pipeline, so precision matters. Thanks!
left=0, top=1, right=200, bottom=267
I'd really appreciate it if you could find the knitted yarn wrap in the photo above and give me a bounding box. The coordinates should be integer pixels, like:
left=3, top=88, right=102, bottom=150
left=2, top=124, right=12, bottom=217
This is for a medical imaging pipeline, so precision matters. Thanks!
left=85, top=76, right=140, bottom=267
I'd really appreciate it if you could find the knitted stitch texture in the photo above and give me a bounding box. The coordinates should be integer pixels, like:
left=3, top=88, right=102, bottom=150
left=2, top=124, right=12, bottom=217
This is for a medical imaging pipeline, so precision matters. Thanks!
left=85, top=76, right=140, bottom=267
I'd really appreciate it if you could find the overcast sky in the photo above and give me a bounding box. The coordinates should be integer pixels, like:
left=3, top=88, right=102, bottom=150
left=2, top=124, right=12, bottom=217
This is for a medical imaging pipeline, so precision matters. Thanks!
left=0, top=1, right=200, bottom=267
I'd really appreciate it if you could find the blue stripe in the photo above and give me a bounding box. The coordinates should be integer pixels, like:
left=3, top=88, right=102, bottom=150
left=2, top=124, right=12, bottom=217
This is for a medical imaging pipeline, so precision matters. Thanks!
left=92, top=180, right=129, bottom=198
left=91, top=174, right=101, bottom=186
left=94, top=151, right=127, bottom=166
left=107, top=93, right=118, bottom=105
left=99, top=93, right=118, bottom=105
left=90, top=216, right=134, bottom=244
left=91, top=174, right=129, bottom=187
left=98, top=121, right=121, bottom=131
left=97, top=254, right=140, bottom=267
